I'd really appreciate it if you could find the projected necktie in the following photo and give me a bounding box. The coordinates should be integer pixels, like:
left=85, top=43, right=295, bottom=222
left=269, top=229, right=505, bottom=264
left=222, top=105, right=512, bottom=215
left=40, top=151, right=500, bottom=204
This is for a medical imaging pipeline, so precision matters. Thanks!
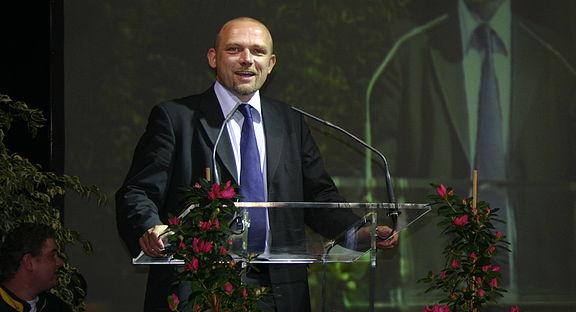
left=475, top=24, right=505, bottom=181
left=238, top=104, right=266, bottom=252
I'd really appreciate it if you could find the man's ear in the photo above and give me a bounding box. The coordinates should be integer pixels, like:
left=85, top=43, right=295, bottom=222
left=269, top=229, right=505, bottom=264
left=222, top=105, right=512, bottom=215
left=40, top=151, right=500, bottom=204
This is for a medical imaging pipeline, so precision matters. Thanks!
left=267, top=54, right=277, bottom=74
left=207, top=48, right=217, bottom=69
left=21, top=253, right=34, bottom=271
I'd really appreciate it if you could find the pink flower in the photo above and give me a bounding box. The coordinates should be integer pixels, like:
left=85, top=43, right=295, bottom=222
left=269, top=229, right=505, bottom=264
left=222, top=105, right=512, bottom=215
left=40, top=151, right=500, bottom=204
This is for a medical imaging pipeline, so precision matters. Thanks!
left=208, top=181, right=236, bottom=200
left=185, top=257, right=199, bottom=272
left=436, top=184, right=447, bottom=198
left=452, top=214, right=469, bottom=226
left=167, top=293, right=180, bottom=311
left=178, top=240, right=187, bottom=250
left=495, top=231, right=504, bottom=240
left=192, top=238, right=202, bottom=253
left=223, top=282, right=234, bottom=295
left=482, top=265, right=492, bottom=272
left=491, top=265, right=501, bottom=272
left=191, top=238, right=213, bottom=254
left=509, top=306, right=520, bottom=312
left=490, top=278, right=498, bottom=288
left=423, top=304, right=451, bottom=312
left=219, top=181, right=236, bottom=199
left=208, top=183, right=220, bottom=200
left=203, top=241, right=214, bottom=253
left=486, top=245, right=496, bottom=255
left=440, top=270, right=448, bottom=279
left=475, top=276, right=483, bottom=286
left=477, top=289, right=486, bottom=297
left=242, top=287, right=248, bottom=298
left=168, top=217, right=181, bottom=226
left=219, top=246, right=228, bottom=255
left=469, top=252, right=478, bottom=263
left=193, top=182, right=202, bottom=189
left=199, top=221, right=211, bottom=231
left=450, top=259, right=460, bottom=269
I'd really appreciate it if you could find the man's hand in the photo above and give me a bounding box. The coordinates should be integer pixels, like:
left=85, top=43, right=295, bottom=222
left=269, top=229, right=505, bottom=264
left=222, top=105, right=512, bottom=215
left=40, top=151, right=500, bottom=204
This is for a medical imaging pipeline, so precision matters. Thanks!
left=139, top=225, right=169, bottom=257
left=356, top=225, right=399, bottom=250
left=375, top=225, right=399, bottom=249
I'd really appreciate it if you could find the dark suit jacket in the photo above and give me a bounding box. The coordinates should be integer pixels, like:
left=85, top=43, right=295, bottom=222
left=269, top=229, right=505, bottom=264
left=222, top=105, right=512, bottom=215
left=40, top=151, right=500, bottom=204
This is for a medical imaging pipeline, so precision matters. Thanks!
left=116, top=87, right=359, bottom=311
left=370, top=7, right=576, bottom=298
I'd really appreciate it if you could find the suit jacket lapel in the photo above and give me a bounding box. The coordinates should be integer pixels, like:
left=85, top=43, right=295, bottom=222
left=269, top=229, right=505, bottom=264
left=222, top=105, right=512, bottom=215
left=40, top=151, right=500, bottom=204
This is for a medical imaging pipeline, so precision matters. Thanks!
left=197, top=88, right=238, bottom=183
left=429, top=13, right=471, bottom=163
left=261, top=99, right=284, bottom=190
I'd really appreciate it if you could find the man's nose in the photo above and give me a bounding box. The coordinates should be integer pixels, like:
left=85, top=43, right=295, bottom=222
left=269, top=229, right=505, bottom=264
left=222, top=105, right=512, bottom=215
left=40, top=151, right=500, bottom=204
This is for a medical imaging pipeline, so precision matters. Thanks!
left=238, top=49, right=253, bottom=64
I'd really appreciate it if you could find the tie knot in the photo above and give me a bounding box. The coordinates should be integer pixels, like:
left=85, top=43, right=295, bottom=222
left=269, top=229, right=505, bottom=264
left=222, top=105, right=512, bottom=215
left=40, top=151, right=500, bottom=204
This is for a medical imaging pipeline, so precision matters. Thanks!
left=472, top=24, right=506, bottom=55
left=239, top=103, right=254, bottom=120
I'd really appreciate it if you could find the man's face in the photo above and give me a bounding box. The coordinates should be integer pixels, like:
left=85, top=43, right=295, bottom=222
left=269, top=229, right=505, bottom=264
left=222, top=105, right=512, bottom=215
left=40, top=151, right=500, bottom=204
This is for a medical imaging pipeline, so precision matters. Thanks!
left=207, top=20, right=276, bottom=102
left=30, top=238, right=63, bottom=291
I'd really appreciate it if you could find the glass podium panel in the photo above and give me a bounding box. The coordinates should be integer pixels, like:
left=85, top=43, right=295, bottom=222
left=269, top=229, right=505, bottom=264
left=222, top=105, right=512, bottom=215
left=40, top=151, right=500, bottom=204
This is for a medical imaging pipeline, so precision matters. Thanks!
left=132, top=202, right=430, bottom=265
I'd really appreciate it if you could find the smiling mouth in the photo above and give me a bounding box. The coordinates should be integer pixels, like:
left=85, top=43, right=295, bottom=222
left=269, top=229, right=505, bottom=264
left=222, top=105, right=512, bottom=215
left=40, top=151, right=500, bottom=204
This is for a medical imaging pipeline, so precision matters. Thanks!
left=235, top=71, right=256, bottom=78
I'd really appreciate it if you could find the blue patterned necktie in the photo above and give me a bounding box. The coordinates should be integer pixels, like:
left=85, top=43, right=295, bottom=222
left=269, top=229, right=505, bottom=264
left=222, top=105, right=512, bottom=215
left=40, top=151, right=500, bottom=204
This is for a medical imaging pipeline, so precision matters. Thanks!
left=475, top=24, right=505, bottom=180
left=238, top=104, right=266, bottom=252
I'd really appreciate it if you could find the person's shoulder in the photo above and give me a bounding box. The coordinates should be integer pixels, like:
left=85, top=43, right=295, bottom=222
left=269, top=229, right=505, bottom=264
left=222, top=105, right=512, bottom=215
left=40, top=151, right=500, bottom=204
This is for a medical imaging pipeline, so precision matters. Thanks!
left=157, top=88, right=214, bottom=112
left=260, top=96, right=300, bottom=119
left=38, top=292, right=73, bottom=312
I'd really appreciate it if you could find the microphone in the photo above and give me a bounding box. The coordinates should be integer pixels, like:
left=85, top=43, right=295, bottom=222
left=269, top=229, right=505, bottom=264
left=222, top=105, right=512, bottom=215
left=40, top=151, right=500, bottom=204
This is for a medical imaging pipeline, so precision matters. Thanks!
left=290, top=106, right=399, bottom=228
left=213, top=102, right=242, bottom=184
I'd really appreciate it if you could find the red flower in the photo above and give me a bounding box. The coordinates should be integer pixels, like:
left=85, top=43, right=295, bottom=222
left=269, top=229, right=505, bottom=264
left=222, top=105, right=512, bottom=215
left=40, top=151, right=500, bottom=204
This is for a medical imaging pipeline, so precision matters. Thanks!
left=219, top=181, right=236, bottom=199
left=219, top=246, right=228, bottom=255
left=208, top=181, right=236, bottom=200
left=223, top=282, right=234, bottom=295
left=495, top=231, right=504, bottom=240
left=192, top=238, right=213, bottom=254
left=475, top=276, right=483, bottom=286
left=509, top=306, right=520, bottom=312
left=199, top=221, right=211, bottom=232
left=491, top=265, right=501, bottom=272
left=477, top=289, right=486, bottom=297
left=486, top=245, right=496, bottom=255
left=423, top=304, right=451, bottom=312
left=178, top=240, right=187, bottom=250
left=482, top=265, right=492, bottom=272
left=203, top=241, right=214, bottom=253
left=490, top=278, right=498, bottom=288
left=168, top=217, right=181, bottom=226
left=167, top=293, right=180, bottom=311
left=436, top=184, right=447, bottom=198
left=185, top=257, right=199, bottom=272
left=242, top=287, right=249, bottom=298
left=469, top=252, right=478, bottom=263
left=452, top=214, right=469, bottom=226
left=450, top=259, right=460, bottom=269
left=440, top=270, right=448, bottom=279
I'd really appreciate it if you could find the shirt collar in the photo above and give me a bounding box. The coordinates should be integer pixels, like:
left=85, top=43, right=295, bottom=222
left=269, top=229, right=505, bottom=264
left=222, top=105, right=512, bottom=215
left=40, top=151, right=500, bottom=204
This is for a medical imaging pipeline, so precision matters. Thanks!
left=459, top=0, right=511, bottom=55
left=213, top=81, right=262, bottom=122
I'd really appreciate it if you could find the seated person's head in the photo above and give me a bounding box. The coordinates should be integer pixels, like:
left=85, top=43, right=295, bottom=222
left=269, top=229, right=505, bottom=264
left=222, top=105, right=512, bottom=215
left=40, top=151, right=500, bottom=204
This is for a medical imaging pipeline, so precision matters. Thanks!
left=0, top=223, right=63, bottom=296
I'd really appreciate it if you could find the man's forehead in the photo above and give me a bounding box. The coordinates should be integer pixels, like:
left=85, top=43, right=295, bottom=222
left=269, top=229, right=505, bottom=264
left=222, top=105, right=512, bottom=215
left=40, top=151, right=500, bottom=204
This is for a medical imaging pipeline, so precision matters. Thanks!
left=218, top=21, right=272, bottom=44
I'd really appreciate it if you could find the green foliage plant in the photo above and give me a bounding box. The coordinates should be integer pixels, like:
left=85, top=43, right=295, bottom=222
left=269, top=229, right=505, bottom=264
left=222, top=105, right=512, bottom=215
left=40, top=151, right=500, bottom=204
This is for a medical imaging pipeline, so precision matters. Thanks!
left=165, top=179, right=267, bottom=312
left=420, top=184, right=518, bottom=312
left=0, top=95, right=104, bottom=311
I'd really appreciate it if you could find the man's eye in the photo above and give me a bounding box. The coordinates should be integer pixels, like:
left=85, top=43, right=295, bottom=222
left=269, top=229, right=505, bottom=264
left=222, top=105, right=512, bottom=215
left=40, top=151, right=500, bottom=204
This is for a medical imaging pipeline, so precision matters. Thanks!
left=227, top=47, right=241, bottom=53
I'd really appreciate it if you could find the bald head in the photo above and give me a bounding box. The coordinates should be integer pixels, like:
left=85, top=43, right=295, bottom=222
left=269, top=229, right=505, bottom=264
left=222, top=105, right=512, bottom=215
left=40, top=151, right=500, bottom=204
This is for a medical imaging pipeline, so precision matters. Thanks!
left=214, top=17, right=274, bottom=52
